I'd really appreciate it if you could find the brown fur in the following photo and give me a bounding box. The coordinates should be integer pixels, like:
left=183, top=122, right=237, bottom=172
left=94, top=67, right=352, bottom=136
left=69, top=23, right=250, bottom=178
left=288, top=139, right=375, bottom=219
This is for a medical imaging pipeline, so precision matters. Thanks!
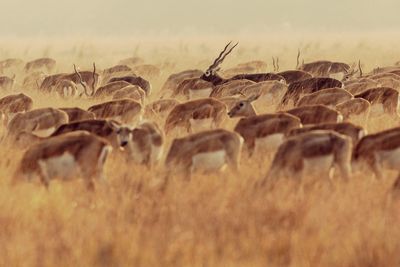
left=285, top=104, right=342, bottom=125
left=88, top=99, right=142, bottom=125
left=24, top=58, right=56, bottom=73
left=59, top=107, right=95, bottom=122
left=354, top=87, right=399, bottom=115
left=297, top=88, right=353, bottom=107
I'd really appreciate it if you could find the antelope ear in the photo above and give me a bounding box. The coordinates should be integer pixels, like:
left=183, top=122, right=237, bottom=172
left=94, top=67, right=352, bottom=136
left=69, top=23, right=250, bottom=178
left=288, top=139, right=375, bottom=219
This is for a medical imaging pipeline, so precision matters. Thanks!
left=109, top=120, right=120, bottom=130
left=247, top=94, right=260, bottom=102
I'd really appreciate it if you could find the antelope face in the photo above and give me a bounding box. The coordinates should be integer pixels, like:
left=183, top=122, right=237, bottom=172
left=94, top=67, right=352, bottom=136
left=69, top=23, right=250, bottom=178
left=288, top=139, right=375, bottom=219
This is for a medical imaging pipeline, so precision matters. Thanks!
left=116, top=126, right=132, bottom=148
left=227, top=95, right=259, bottom=118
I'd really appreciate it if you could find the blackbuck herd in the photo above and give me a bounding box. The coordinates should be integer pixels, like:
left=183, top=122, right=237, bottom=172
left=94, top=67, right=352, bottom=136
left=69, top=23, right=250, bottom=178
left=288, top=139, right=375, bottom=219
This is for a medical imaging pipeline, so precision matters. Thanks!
left=1, top=42, right=400, bottom=190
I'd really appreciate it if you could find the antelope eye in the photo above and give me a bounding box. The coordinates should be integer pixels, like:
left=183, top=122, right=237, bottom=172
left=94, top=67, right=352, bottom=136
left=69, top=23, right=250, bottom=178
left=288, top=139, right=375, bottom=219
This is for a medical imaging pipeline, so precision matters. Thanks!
left=239, top=102, right=244, bottom=107
left=205, top=70, right=211, bottom=76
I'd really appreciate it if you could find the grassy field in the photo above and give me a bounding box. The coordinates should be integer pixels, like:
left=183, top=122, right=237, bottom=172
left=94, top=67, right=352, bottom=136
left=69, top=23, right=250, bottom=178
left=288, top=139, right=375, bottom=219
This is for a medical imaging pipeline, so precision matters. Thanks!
left=1, top=36, right=400, bottom=266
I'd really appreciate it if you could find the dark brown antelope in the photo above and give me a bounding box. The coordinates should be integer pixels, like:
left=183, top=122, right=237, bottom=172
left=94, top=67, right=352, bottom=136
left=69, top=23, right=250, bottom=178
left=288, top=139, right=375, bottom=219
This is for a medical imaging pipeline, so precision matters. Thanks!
left=88, top=99, right=142, bottom=125
left=354, top=87, right=399, bottom=117
left=296, top=88, right=353, bottom=108
left=0, top=75, right=15, bottom=90
left=285, top=105, right=343, bottom=125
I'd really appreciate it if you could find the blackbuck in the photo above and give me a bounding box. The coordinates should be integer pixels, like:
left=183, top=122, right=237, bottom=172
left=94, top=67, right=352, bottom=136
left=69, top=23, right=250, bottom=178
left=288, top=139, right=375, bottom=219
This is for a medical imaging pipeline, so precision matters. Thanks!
left=16, top=131, right=111, bottom=189
left=354, top=87, right=399, bottom=117
left=0, top=75, right=15, bottom=90
left=165, top=98, right=227, bottom=134
left=165, top=129, right=243, bottom=175
left=24, top=58, right=56, bottom=73
left=125, top=122, right=164, bottom=166
left=59, top=108, right=95, bottom=123
left=298, top=60, right=358, bottom=81
left=51, top=119, right=132, bottom=149
left=93, top=81, right=132, bottom=98
left=173, top=78, right=214, bottom=100
left=289, top=122, right=365, bottom=145
left=112, top=85, right=146, bottom=104
left=285, top=105, right=343, bottom=125
left=233, top=113, right=301, bottom=156
left=53, top=79, right=78, bottom=97
left=0, top=93, right=33, bottom=123
left=209, top=80, right=255, bottom=98
left=296, top=88, right=353, bottom=108
left=277, top=70, right=312, bottom=84
left=262, top=130, right=353, bottom=184
left=8, top=108, right=68, bottom=137
left=108, top=75, right=151, bottom=96
left=335, top=98, right=371, bottom=124
left=161, top=69, right=203, bottom=94
left=88, top=99, right=142, bottom=125
left=352, top=127, right=400, bottom=179
left=345, top=80, right=378, bottom=95
left=278, top=77, right=343, bottom=109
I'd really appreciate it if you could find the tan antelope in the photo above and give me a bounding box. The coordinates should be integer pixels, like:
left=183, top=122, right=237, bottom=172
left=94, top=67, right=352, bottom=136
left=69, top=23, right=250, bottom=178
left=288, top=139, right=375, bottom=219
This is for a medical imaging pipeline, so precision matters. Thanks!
left=278, top=77, right=343, bottom=109
left=144, top=99, right=180, bottom=125
left=112, top=85, right=146, bottom=104
left=118, top=56, right=144, bottom=66
left=352, top=127, right=400, bottom=179
left=262, top=130, right=352, bottom=184
left=88, top=99, right=142, bottom=125
left=93, top=81, right=132, bottom=98
left=285, top=105, right=343, bottom=125
left=0, top=75, right=15, bottom=90
left=0, top=58, right=23, bottom=70
left=0, top=93, right=33, bottom=123
left=132, top=64, right=161, bottom=79
left=24, top=58, right=56, bottom=73
left=108, top=75, right=151, bottom=96
left=16, top=131, right=111, bottom=189
left=22, top=71, right=47, bottom=89
left=165, top=98, right=227, bottom=134
left=222, top=60, right=268, bottom=77
left=296, top=88, right=353, bottom=108
left=173, top=78, right=214, bottom=100
left=165, top=129, right=242, bottom=175
left=51, top=119, right=132, bottom=148
left=336, top=98, right=371, bottom=124
left=8, top=108, right=68, bottom=137
left=59, top=107, right=95, bottom=123
left=54, top=79, right=78, bottom=98
left=354, top=87, right=399, bottom=117
left=101, top=64, right=133, bottom=85
left=233, top=113, right=301, bottom=156
left=125, top=121, right=164, bottom=166
left=345, top=80, right=378, bottom=95
left=289, top=122, right=365, bottom=145
left=209, top=79, right=255, bottom=98
left=161, top=69, right=203, bottom=94
left=299, top=60, right=357, bottom=81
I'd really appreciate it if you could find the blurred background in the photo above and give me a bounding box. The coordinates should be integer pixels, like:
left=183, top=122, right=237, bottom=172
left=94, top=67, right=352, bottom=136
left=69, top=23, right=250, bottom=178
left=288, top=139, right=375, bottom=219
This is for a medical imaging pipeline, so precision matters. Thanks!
left=2, top=0, right=400, bottom=37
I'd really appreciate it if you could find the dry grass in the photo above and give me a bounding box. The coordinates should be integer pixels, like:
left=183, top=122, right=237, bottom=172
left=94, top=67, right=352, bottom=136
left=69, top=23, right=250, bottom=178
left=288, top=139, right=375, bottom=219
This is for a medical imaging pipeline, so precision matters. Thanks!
left=1, top=36, right=400, bottom=266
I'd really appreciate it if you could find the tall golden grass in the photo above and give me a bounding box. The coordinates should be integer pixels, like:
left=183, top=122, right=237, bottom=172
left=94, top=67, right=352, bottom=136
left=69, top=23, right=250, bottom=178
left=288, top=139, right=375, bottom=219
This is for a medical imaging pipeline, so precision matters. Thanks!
left=1, top=37, right=400, bottom=266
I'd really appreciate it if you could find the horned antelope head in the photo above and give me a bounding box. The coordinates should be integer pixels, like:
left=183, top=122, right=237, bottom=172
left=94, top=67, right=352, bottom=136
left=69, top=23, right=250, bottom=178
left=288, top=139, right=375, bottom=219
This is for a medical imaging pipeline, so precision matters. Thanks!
left=201, top=41, right=238, bottom=82
left=227, top=94, right=260, bottom=118
left=73, top=63, right=96, bottom=97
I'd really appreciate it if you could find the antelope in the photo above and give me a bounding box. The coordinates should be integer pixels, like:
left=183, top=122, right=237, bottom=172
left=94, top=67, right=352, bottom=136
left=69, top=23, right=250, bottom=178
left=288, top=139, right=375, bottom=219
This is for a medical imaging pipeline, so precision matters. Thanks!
left=161, top=69, right=203, bottom=93
left=22, top=71, right=46, bottom=89
left=53, top=79, right=78, bottom=98
left=285, top=105, right=343, bottom=125
left=165, top=98, right=227, bottom=134
left=0, top=58, right=23, bottom=70
left=0, top=75, right=15, bottom=90
left=261, top=130, right=352, bottom=184
left=118, top=56, right=144, bottom=66
left=179, top=42, right=285, bottom=90
left=101, top=64, right=132, bottom=85
left=354, top=87, right=399, bottom=117
left=336, top=98, right=371, bottom=126
left=144, top=99, right=180, bottom=125
left=51, top=119, right=132, bottom=148
left=277, top=70, right=312, bottom=84
left=289, top=122, right=365, bottom=145
left=165, top=129, right=243, bottom=175
left=125, top=121, right=164, bottom=166
left=233, top=113, right=301, bottom=156
left=209, top=79, right=255, bottom=98
left=0, top=93, right=33, bottom=123
left=88, top=99, right=142, bottom=125
left=345, top=81, right=378, bottom=95
left=222, top=60, right=268, bottom=77
left=16, top=131, right=111, bottom=189
left=24, top=58, right=56, bottom=73
left=299, top=60, right=357, bottom=81
left=173, top=78, right=214, bottom=100
left=59, top=107, right=95, bottom=123
left=93, top=81, right=132, bottom=98
left=132, top=64, right=161, bottom=78
left=112, top=85, right=146, bottom=104
left=296, top=88, right=353, bottom=108
left=278, top=77, right=343, bottom=109
left=352, top=127, right=400, bottom=179
left=8, top=108, right=68, bottom=137
left=108, top=75, right=151, bottom=96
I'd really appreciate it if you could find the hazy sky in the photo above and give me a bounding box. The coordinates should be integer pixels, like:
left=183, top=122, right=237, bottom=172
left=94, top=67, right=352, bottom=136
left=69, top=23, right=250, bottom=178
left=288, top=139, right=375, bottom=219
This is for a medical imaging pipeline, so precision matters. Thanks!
left=1, top=0, right=400, bottom=37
